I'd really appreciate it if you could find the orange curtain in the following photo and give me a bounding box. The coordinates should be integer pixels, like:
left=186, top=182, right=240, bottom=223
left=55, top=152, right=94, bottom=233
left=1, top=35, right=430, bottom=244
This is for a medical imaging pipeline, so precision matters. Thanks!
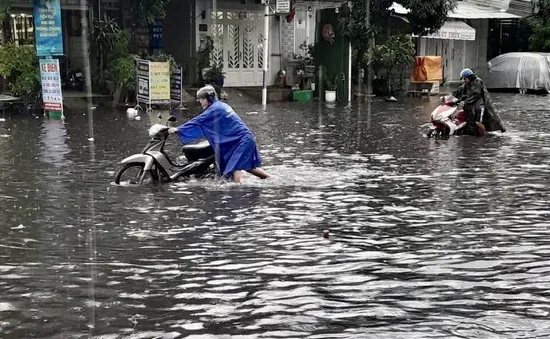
left=411, top=56, right=442, bottom=82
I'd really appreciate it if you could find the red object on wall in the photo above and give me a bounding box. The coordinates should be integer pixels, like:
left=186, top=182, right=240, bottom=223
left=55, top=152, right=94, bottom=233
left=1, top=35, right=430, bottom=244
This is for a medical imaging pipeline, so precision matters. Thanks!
left=286, top=8, right=295, bottom=23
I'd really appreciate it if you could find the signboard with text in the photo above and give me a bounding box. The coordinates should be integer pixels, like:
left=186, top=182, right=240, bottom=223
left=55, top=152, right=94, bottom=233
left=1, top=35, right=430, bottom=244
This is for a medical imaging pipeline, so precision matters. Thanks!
left=150, top=62, right=171, bottom=104
left=135, top=60, right=171, bottom=106
left=170, top=66, right=183, bottom=103
left=33, top=0, right=64, bottom=56
left=39, top=59, right=63, bottom=111
left=136, top=59, right=150, bottom=104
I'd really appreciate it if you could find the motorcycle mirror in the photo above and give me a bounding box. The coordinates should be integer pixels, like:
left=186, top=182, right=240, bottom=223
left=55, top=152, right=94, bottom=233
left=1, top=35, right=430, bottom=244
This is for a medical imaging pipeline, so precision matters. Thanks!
left=167, top=115, right=177, bottom=127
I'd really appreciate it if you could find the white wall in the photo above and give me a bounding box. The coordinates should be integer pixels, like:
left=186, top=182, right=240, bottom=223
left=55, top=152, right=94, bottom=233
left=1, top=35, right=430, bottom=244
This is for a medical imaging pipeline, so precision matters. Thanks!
left=467, top=19, right=488, bottom=69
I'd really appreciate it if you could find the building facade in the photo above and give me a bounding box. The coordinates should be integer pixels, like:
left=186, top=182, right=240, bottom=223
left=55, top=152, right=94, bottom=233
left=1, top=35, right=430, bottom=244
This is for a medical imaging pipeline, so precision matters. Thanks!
left=2, top=0, right=97, bottom=73
left=162, top=0, right=341, bottom=88
left=415, top=0, right=533, bottom=83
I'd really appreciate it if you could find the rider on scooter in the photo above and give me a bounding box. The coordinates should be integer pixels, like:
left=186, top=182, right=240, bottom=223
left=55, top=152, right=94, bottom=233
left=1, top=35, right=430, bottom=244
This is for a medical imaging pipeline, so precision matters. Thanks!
left=452, top=68, right=506, bottom=135
left=168, top=85, right=271, bottom=184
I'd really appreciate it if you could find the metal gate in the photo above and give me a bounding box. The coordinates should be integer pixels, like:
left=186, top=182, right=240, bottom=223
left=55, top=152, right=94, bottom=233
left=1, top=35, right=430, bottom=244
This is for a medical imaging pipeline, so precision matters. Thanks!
left=209, top=10, right=266, bottom=87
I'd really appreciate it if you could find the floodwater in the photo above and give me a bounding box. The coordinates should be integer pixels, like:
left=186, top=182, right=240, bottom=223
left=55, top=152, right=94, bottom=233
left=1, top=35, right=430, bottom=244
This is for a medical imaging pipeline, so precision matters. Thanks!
left=1, top=93, right=550, bottom=338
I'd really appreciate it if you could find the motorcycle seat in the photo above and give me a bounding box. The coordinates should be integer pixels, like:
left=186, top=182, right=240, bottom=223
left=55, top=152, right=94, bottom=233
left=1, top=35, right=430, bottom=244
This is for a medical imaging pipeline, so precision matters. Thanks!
left=182, top=140, right=211, bottom=151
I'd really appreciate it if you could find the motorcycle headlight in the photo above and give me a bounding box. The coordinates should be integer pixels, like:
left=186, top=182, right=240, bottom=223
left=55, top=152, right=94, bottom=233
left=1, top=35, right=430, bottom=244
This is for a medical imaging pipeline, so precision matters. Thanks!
left=149, top=124, right=166, bottom=137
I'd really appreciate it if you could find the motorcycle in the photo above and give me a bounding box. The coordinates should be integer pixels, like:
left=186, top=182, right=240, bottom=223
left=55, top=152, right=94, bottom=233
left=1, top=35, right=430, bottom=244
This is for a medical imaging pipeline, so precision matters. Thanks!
left=66, top=67, right=85, bottom=91
left=114, top=116, right=216, bottom=185
left=427, top=95, right=470, bottom=138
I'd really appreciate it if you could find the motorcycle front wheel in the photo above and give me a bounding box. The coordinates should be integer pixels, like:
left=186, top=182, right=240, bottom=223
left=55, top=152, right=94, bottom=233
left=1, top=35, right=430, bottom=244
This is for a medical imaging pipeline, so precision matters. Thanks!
left=114, top=162, right=159, bottom=185
left=427, top=128, right=441, bottom=138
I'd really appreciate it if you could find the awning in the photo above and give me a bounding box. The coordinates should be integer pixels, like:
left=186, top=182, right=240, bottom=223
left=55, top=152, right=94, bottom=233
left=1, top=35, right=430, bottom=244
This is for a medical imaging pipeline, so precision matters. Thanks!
left=448, top=2, right=522, bottom=19
left=413, top=19, right=476, bottom=41
left=389, top=2, right=409, bottom=15
left=389, top=1, right=522, bottom=19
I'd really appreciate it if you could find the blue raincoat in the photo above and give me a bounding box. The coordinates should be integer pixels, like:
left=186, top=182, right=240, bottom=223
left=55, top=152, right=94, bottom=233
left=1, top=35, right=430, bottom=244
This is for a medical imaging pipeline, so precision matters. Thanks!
left=176, top=100, right=262, bottom=177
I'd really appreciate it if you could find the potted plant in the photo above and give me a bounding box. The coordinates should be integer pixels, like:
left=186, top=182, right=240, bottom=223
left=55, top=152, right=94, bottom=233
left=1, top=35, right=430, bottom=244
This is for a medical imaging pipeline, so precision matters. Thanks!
left=324, top=75, right=338, bottom=102
left=292, top=42, right=316, bottom=89
left=204, top=64, right=226, bottom=88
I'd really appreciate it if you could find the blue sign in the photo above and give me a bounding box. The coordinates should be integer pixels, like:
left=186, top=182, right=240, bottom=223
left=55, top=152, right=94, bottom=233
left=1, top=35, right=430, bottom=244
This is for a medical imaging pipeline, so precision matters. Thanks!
left=33, top=0, right=64, bottom=56
left=150, top=19, right=163, bottom=51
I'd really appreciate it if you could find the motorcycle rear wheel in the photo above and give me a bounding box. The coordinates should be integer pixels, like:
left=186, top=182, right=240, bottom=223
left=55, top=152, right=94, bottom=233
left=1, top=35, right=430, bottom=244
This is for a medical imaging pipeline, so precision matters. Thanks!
left=115, top=162, right=159, bottom=185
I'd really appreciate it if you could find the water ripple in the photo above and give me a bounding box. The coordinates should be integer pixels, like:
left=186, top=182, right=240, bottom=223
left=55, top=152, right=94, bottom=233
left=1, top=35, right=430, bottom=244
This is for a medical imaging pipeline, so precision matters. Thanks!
left=1, top=94, right=550, bottom=337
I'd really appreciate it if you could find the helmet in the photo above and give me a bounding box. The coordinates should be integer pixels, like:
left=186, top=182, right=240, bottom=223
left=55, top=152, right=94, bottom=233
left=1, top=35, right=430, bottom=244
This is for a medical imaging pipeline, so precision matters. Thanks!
left=196, top=85, right=218, bottom=104
left=460, top=68, right=473, bottom=79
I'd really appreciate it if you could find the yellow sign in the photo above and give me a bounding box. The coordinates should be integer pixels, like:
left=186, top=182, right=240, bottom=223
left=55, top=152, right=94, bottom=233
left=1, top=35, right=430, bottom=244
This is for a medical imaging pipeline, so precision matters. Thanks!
left=150, top=62, right=170, bottom=102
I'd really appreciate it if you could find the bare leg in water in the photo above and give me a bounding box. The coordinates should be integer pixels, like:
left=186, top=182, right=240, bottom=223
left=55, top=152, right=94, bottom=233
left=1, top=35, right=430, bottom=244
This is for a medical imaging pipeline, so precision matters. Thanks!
left=233, top=170, right=244, bottom=184
left=248, top=168, right=271, bottom=179
left=232, top=168, right=271, bottom=184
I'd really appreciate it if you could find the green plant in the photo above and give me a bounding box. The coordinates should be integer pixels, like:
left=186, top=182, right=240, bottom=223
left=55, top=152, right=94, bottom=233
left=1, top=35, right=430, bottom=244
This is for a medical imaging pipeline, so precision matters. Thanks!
left=292, top=41, right=315, bottom=71
left=0, top=43, right=40, bottom=103
left=324, top=74, right=341, bottom=91
left=204, top=64, right=225, bottom=81
left=196, top=36, right=213, bottom=83
left=115, top=55, right=137, bottom=92
left=90, top=14, right=124, bottom=66
left=147, top=52, right=176, bottom=66
left=371, top=34, right=415, bottom=94
left=90, top=15, right=128, bottom=93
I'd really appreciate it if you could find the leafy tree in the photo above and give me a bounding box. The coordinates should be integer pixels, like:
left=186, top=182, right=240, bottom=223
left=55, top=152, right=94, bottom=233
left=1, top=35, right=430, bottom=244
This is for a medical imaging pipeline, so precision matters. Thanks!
left=119, top=0, right=172, bottom=52
left=370, top=34, right=415, bottom=94
left=340, top=0, right=456, bottom=89
left=340, top=0, right=457, bottom=54
left=401, top=0, right=457, bottom=34
left=525, top=0, right=550, bottom=51
left=339, top=0, right=393, bottom=58
left=0, top=0, right=13, bottom=22
left=0, top=43, right=41, bottom=102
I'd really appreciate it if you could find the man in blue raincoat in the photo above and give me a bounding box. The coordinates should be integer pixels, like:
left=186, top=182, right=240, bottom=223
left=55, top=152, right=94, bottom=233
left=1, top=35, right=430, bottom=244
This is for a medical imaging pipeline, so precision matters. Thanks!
left=169, top=85, right=271, bottom=183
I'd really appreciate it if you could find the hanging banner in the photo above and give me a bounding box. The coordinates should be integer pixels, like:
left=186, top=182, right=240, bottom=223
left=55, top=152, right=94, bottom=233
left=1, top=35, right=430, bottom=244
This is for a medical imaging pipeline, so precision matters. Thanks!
left=136, top=59, right=150, bottom=104
left=150, top=62, right=170, bottom=104
left=170, top=66, right=183, bottom=102
left=33, top=0, right=64, bottom=57
left=39, top=59, right=63, bottom=111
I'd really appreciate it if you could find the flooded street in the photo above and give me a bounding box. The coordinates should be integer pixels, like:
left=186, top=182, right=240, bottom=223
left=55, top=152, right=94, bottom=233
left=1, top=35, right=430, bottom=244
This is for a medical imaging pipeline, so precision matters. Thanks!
left=2, top=93, right=550, bottom=338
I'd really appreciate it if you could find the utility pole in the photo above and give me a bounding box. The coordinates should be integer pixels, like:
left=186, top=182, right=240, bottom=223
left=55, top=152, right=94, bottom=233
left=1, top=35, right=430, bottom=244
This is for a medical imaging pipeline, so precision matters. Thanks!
left=262, top=0, right=270, bottom=106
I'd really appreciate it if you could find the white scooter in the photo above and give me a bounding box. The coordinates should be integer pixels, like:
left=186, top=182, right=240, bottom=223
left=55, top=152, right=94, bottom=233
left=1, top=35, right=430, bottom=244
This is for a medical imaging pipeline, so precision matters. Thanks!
left=114, top=116, right=216, bottom=185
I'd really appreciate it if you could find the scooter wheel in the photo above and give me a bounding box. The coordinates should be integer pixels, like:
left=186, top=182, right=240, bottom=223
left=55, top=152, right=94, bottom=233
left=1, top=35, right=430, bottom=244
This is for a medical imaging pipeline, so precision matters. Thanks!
left=114, top=162, right=159, bottom=185
left=427, top=128, right=440, bottom=138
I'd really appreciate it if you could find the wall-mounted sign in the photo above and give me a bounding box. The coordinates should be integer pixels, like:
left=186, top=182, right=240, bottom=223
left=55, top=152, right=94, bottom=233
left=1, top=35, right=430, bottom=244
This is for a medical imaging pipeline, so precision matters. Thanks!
left=275, top=0, right=291, bottom=14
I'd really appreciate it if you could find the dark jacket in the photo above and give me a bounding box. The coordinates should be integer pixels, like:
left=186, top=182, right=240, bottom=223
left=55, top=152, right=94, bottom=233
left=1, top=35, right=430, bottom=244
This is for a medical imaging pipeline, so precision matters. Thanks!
left=452, top=75, right=505, bottom=132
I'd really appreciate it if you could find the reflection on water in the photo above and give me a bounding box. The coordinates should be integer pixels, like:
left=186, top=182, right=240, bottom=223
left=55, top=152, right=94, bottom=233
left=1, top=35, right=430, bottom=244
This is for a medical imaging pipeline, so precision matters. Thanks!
left=39, top=119, right=72, bottom=167
left=2, top=94, right=550, bottom=338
